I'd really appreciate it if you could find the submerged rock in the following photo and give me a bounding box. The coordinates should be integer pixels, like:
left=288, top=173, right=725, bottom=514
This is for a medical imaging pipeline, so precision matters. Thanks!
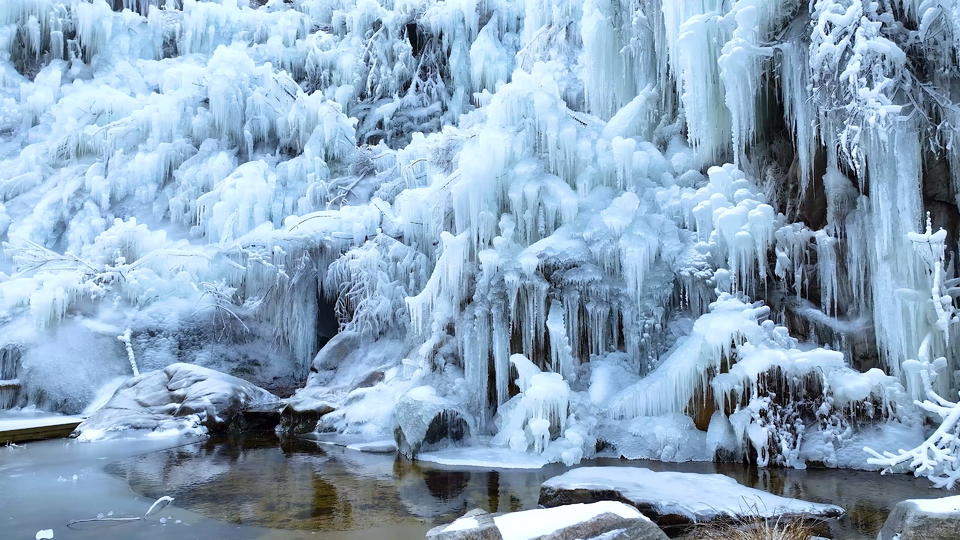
left=395, top=386, right=471, bottom=459
left=74, top=363, right=277, bottom=440
left=427, top=502, right=667, bottom=540
left=878, top=495, right=960, bottom=540
left=539, top=467, right=843, bottom=532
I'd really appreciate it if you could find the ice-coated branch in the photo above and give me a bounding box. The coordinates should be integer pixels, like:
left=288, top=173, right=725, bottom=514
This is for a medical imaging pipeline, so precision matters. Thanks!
left=118, top=328, right=139, bottom=377
left=863, top=220, right=960, bottom=487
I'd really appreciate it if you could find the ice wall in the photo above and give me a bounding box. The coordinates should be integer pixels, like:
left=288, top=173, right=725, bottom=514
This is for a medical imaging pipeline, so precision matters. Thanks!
left=1, top=0, right=958, bottom=470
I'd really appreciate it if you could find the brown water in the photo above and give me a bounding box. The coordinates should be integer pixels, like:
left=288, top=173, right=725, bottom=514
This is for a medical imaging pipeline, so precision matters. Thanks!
left=103, top=434, right=945, bottom=539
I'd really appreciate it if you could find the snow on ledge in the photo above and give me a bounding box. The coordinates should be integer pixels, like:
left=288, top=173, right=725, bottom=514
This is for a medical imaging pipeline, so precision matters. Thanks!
left=541, top=467, right=844, bottom=522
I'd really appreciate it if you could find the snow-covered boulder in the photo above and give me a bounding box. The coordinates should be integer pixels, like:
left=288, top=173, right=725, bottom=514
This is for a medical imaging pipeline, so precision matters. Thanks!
left=539, top=467, right=843, bottom=531
left=280, top=334, right=407, bottom=437
left=308, top=331, right=363, bottom=375
left=426, top=502, right=667, bottom=540
left=879, top=496, right=960, bottom=540
left=394, top=386, right=471, bottom=459
left=74, top=363, right=277, bottom=440
left=427, top=508, right=501, bottom=540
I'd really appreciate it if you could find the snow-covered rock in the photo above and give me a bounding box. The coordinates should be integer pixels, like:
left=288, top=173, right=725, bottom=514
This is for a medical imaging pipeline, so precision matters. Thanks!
left=538, top=467, right=843, bottom=530
left=426, top=502, right=667, bottom=540
left=878, top=496, right=960, bottom=540
left=74, top=363, right=277, bottom=440
left=278, top=397, right=336, bottom=435
left=394, top=386, right=471, bottom=459
left=282, top=335, right=409, bottom=438
left=427, top=508, right=500, bottom=540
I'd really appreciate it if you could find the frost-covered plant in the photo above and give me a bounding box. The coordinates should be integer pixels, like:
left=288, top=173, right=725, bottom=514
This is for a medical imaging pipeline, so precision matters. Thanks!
left=866, top=220, right=960, bottom=488
left=324, top=234, right=427, bottom=338
left=810, top=0, right=912, bottom=169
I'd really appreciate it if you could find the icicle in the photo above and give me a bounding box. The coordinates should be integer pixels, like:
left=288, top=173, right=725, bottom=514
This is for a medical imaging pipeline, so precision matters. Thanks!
left=546, top=300, right=575, bottom=380
left=815, top=230, right=839, bottom=316
left=661, top=0, right=731, bottom=161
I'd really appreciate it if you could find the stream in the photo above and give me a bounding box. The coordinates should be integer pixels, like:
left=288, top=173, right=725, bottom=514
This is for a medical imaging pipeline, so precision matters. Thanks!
left=1, top=433, right=946, bottom=539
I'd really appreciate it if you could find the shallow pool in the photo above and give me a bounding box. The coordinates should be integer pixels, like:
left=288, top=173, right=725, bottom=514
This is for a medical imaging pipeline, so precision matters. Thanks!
left=2, top=433, right=947, bottom=539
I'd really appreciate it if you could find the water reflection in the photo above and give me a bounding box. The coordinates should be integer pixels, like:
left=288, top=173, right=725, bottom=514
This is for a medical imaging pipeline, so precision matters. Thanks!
left=107, top=435, right=943, bottom=539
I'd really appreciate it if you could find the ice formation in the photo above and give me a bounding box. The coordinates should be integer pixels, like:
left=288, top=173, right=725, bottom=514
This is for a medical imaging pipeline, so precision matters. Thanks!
left=2, top=0, right=960, bottom=483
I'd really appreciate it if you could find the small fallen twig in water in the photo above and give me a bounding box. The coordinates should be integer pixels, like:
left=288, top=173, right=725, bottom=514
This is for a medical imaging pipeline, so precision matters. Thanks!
left=66, top=496, right=174, bottom=528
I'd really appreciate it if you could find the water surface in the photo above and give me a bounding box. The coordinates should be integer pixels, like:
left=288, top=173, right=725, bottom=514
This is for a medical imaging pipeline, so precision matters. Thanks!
left=1, top=433, right=946, bottom=539
left=110, top=434, right=942, bottom=539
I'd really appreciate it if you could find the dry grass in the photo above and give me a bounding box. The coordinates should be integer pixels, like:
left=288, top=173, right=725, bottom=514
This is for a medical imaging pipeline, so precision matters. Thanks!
left=685, top=516, right=819, bottom=540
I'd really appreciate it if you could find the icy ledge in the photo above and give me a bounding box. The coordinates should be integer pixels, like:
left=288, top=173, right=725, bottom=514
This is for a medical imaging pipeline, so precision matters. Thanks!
left=74, top=363, right=277, bottom=441
left=539, top=467, right=843, bottom=530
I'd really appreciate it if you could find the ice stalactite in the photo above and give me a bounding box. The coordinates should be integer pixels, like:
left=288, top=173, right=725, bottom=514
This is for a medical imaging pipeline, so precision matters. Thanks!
left=863, top=124, right=926, bottom=375
left=778, top=21, right=817, bottom=192
left=662, top=0, right=731, bottom=162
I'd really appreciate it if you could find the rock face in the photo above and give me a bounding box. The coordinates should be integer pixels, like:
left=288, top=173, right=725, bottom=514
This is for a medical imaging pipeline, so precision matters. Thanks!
left=539, top=467, right=843, bottom=532
left=879, top=495, right=960, bottom=540
left=394, top=386, right=471, bottom=458
left=427, top=502, right=667, bottom=540
left=75, top=363, right=277, bottom=440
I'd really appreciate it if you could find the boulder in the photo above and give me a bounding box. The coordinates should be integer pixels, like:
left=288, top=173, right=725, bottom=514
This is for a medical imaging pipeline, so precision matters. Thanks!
left=74, top=363, right=276, bottom=440
left=605, top=519, right=672, bottom=540
left=878, top=495, right=960, bottom=540
left=427, top=508, right=501, bottom=540
left=539, top=467, right=843, bottom=533
left=427, top=502, right=667, bottom=540
left=233, top=401, right=284, bottom=433
left=394, top=386, right=471, bottom=459
left=308, top=331, right=363, bottom=378
left=278, top=392, right=337, bottom=435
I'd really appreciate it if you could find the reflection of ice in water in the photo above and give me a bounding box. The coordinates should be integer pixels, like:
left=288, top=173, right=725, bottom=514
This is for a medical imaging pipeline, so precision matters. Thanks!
left=96, top=434, right=941, bottom=539
left=111, top=434, right=556, bottom=528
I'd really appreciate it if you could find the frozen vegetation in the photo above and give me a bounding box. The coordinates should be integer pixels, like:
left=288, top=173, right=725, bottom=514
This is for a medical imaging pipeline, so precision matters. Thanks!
left=1, top=0, right=960, bottom=487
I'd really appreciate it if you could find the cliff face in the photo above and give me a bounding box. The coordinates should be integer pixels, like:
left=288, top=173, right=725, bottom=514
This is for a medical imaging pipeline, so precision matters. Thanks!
left=1, top=0, right=959, bottom=475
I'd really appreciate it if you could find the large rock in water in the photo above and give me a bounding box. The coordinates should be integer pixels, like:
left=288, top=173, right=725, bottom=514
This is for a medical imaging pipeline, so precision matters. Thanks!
left=878, top=495, right=960, bottom=540
left=426, top=502, right=667, bottom=540
left=75, top=363, right=277, bottom=440
left=539, top=467, right=843, bottom=533
left=394, top=386, right=471, bottom=458
left=279, top=392, right=337, bottom=435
